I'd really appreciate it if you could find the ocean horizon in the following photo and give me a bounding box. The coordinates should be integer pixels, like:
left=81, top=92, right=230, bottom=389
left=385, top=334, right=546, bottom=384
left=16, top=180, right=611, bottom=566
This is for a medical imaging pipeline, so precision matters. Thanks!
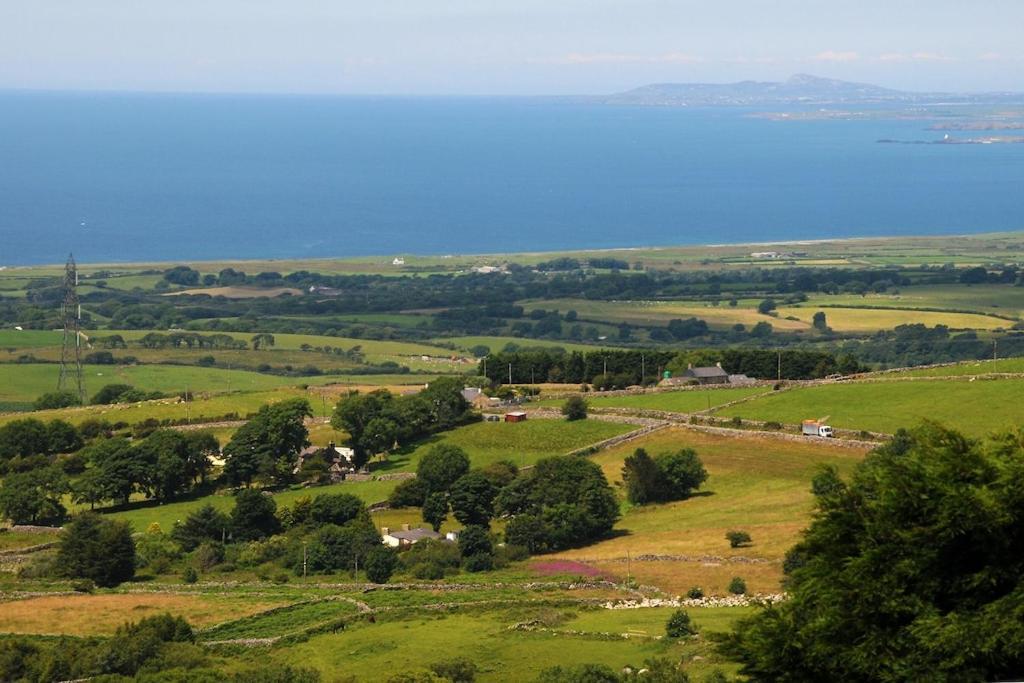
left=2, top=91, right=1023, bottom=266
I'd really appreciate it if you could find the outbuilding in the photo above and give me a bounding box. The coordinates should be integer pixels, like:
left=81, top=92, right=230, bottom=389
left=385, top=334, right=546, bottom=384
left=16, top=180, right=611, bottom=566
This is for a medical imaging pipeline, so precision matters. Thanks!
left=504, top=411, right=528, bottom=423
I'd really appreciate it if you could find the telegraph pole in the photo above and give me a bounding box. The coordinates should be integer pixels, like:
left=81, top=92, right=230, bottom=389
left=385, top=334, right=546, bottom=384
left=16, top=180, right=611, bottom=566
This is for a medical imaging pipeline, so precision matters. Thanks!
left=994, top=339, right=998, bottom=361
left=57, top=254, right=85, bottom=402
left=777, top=350, right=782, bottom=382
left=508, top=362, right=512, bottom=385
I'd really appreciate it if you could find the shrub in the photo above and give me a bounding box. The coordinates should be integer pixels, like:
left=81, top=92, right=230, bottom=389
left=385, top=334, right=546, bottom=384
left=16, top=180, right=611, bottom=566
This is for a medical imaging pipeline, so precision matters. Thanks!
left=431, top=658, right=477, bottom=682
left=182, top=567, right=198, bottom=584
left=730, top=416, right=743, bottom=427
left=728, top=577, right=747, bottom=595
left=726, top=530, right=752, bottom=548
left=687, top=586, right=704, bottom=599
left=364, top=546, right=399, bottom=584
left=389, top=478, right=429, bottom=508
left=561, top=396, right=588, bottom=421
left=193, top=541, right=225, bottom=572
left=763, top=421, right=783, bottom=431
left=34, top=391, right=81, bottom=411
left=72, top=578, right=95, bottom=593
left=665, top=609, right=698, bottom=638
left=58, top=513, right=136, bottom=587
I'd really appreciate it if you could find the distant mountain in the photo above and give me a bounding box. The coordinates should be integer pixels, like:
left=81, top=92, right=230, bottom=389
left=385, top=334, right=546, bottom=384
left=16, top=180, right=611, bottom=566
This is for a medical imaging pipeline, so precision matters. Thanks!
left=604, top=74, right=1021, bottom=106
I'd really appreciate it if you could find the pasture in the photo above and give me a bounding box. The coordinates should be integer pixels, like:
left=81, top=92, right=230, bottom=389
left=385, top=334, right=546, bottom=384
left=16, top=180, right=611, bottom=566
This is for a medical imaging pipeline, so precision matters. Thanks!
left=713, top=378, right=1024, bottom=436
left=776, top=305, right=1008, bottom=333
left=538, top=386, right=770, bottom=413
left=520, top=298, right=810, bottom=331
left=551, top=427, right=867, bottom=595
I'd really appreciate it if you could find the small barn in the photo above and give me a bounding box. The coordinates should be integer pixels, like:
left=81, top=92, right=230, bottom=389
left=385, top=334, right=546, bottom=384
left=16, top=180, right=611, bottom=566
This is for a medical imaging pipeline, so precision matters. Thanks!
left=683, top=363, right=730, bottom=385
left=504, top=411, right=528, bottom=423
left=381, top=525, right=441, bottom=548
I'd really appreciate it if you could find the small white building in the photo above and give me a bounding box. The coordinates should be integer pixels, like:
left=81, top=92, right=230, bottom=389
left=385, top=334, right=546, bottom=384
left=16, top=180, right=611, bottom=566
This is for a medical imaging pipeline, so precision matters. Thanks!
left=382, top=525, right=440, bottom=548
left=392, top=257, right=406, bottom=266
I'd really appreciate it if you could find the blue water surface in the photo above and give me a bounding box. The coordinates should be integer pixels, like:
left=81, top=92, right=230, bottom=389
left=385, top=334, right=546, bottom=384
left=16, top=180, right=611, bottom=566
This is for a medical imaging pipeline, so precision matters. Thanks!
left=0, top=91, right=1021, bottom=264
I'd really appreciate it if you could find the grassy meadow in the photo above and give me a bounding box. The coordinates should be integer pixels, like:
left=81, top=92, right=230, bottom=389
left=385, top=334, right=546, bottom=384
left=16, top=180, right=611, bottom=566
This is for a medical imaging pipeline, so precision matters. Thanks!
left=538, top=386, right=771, bottom=413
left=552, top=427, right=868, bottom=595
left=713, top=378, right=1024, bottom=436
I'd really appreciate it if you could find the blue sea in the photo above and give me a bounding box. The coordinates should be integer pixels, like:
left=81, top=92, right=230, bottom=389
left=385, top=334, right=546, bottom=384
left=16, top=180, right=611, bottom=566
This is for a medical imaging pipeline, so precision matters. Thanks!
left=1, top=91, right=1023, bottom=265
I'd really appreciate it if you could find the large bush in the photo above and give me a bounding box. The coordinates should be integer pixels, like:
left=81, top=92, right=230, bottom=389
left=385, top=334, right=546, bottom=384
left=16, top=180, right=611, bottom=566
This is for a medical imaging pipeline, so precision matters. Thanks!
left=58, top=512, right=136, bottom=587
left=723, top=424, right=1024, bottom=680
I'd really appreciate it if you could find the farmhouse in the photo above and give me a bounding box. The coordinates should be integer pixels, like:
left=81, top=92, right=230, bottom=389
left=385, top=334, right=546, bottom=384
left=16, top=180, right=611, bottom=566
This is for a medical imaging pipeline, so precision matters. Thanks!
left=294, top=442, right=357, bottom=481
left=683, top=363, right=730, bottom=385
left=381, top=524, right=457, bottom=548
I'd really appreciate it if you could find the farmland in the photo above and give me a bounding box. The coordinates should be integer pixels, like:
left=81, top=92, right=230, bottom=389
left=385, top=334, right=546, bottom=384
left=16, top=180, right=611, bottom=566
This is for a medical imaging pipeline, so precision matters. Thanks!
left=551, top=427, right=867, bottom=594
left=713, top=378, right=1024, bottom=436
left=538, top=386, right=770, bottom=413
left=775, top=305, right=1008, bottom=333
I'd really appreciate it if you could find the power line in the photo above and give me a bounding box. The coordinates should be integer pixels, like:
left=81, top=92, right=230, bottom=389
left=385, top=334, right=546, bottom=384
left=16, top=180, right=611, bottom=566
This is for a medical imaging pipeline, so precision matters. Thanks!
left=57, top=253, right=85, bottom=402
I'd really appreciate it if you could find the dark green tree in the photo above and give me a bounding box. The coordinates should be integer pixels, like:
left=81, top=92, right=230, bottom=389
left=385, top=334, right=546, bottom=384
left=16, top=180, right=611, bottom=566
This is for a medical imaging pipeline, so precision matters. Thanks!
left=0, top=466, right=69, bottom=524
left=449, top=471, right=498, bottom=526
left=58, top=513, right=136, bottom=587
left=722, top=424, right=1024, bottom=681
left=417, top=444, right=470, bottom=494
left=171, top=504, right=231, bottom=550
left=364, top=545, right=399, bottom=584
left=33, top=391, right=81, bottom=411
left=655, top=449, right=708, bottom=500
left=309, top=493, right=366, bottom=527
left=561, top=395, right=588, bottom=421
left=223, top=398, right=311, bottom=486
left=458, top=524, right=494, bottom=572
left=0, top=418, right=50, bottom=460
left=422, top=491, right=449, bottom=532
left=46, top=419, right=82, bottom=454
left=622, top=448, right=665, bottom=504
left=230, top=489, right=281, bottom=541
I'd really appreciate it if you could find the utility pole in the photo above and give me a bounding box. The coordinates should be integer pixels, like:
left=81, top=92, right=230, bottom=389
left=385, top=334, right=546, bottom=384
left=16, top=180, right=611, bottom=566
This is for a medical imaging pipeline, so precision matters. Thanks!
left=57, top=253, right=85, bottom=402
left=626, top=550, right=631, bottom=586
left=777, top=350, right=782, bottom=382
left=994, top=338, right=998, bottom=361
left=641, top=354, right=645, bottom=386
left=303, top=542, right=308, bottom=578
left=508, top=362, right=512, bottom=385
left=185, top=385, right=191, bottom=424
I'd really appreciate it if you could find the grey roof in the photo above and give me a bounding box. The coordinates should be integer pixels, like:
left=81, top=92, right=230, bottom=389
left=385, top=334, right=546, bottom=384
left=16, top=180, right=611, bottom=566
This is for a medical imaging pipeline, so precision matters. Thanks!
left=685, top=366, right=728, bottom=378
left=387, top=528, right=441, bottom=542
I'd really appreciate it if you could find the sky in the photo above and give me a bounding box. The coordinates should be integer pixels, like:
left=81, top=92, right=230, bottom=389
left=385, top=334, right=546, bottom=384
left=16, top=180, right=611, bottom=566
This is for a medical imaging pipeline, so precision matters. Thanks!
left=1, top=0, right=1021, bottom=95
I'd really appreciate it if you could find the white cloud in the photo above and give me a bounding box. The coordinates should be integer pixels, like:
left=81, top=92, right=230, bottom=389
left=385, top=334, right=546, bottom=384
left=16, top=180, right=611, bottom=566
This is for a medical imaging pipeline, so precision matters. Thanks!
left=878, top=51, right=953, bottom=62
left=812, top=50, right=860, bottom=63
left=543, top=52, right=704, bottom=65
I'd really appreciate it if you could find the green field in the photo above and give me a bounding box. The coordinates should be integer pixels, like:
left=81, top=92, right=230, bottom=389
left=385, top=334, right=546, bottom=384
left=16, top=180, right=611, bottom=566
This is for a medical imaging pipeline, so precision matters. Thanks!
left=883, top=357, right=1024, bottom=377
left=438, top=335, right=605, bottom=354
left=713, top=378, right=1024, bottom=436
left=801, top=284, right=1024, bottom=319
left=555, top=427, right=867, bottom=594
left=259, top=608, right=738, bottom=681
left=538, top=387, right=770, bottom=413
left=0, top=363, right=356, bottom=404
left=374, top=418, right=635, bottom=474
left=520, top=298, right=810, bottom=331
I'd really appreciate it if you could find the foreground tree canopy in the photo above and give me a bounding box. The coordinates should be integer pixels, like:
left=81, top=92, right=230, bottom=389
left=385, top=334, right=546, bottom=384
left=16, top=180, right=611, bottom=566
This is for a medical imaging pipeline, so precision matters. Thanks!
left=723, top=423, right=1024, bottom=681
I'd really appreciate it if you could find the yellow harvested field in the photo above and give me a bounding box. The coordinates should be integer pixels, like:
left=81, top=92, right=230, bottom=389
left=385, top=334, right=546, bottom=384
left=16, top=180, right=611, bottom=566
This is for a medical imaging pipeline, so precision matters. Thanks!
left=776, top=306, right=1008, bottom=332
left=522, top=298, right=809, bottom=331
left=164, top=286, right=303, bottom=298
left=0, top=593, right=285, bottom=636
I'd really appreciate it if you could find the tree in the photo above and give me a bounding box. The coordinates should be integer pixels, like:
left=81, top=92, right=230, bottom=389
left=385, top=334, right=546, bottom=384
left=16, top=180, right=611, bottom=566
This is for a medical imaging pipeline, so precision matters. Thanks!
left=331, top=390, right=394, bottom=468
left=81, top=437, right=147, bottom=506
left=655, top=449, right=708, bottom=500
left=561, top=396, right=588, bottom=421
left=448, top=471, right=498, bottom=526
left=665, top=610, right=698, bottom=638
left=306, top=517, right=381, bottom=574
left=309, top=493, right=366, bottom=527
left=0, top=466, right=69, bottom=524
left=422, top=492, right=449, bottom=532
left=0, top=418, right=50, bottom=460
left=727, top=577, right=747, bottom=595
left=33, top=391, right=81, bottom=411
left=812, top=311, right=830, bottom=333
left=251, top=333, right=276, bottom=350
left=171, top=504, right=230, bottom=550
left=223, top=398, right=311, bottom=486
left=58, top=513, right=136, bottom=587
left=757, top=299, right=777, bottom=315
left=416, top=444, right=470, bottom=494
left=457, top=525, right=494, bottom=572
left=46, top=419, right=82, bottom=454
left=622, top=448, right=664, bottom=505
left=723, top=423, right=1024, bottom=681
left=364, top=546, right=399, bottom=584
left=726, top=530, right=752, bottom=548
left=230, top=489, right=280, bottom=541
left=89, top=383, right=136, bottom=405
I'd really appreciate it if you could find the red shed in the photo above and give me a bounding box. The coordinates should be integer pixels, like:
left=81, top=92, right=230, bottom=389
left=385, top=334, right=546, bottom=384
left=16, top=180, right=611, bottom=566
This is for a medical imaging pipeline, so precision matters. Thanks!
left=504, top=411, right=528, bottom=423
